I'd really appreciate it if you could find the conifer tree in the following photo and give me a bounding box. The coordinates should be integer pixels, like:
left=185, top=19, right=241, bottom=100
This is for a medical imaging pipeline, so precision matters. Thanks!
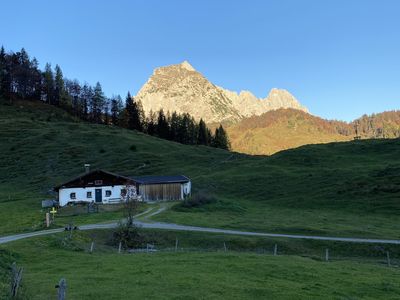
left=30, top=57, right=42, bottom=100
left=213, top=125, right=230, bottom=150
left=145, top=110, right=157, bottom=135
left=125, top=92, right=135, bottom=129
left=104, top=97, right=111, bottom=125
left=43, top=63, right=54, bottom=104
left=156, top=109, right=170, bottom=139
left=80, top=83, right=92, bottom=120
left=197, top=118, right=209, bottom=145
left=92, top=82, right=105, bottom=123
left=111, top=95, right=123, bottom=126
left=169, top=111, right=179, bottom=141
left=54, top=64, right=66, bottom=107
left=0, top=46, right=8, bottom=99
left=135, top=99, right=145, bottom=131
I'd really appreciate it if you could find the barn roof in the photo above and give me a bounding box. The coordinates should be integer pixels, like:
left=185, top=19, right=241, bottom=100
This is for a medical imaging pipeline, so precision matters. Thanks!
left=54, top=169, right=132, bottom=191
left=130, top=175, right=190, bottom=185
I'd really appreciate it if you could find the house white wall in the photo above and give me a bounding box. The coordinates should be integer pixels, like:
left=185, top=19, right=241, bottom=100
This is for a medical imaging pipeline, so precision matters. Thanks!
left=59, top=185, right=125, bottom=206
left=182, top=181, right=191, bottom=199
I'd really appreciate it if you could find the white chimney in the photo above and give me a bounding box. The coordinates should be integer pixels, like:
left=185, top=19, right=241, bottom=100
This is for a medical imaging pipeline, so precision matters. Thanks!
left=84, top=164, right=90, bottom=173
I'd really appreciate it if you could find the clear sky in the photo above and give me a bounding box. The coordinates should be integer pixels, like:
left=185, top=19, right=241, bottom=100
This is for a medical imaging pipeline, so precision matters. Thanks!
left=1, top=0, right=399, bottom=121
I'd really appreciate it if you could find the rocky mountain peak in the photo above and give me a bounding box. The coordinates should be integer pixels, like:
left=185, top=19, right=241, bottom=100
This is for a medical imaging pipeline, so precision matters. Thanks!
left=264, top=88, right=308, bottom=113
left=135, top=62, right=309, bottom=123
left=180, top=60, right=196, bottom=71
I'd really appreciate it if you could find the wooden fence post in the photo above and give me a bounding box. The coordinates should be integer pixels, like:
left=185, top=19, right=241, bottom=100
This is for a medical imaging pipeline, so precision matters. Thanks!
left=10, top=262, right=23, bottom=298
left=325, top=249, right=329, bottom=262
left=118, top=241, right=122, bottom=254
left=386, top=251, right=391, bottom=267
left=223, top=242, right=227, bottom=252
left=90, top=241, right=94, bottom=253
left=46, top=213, right=50, bottom=228
left=56, top=278, right=67, bottom=300
left=175, top=238, right=178, bottom=252
left=273, top=244, right=278, bottom=256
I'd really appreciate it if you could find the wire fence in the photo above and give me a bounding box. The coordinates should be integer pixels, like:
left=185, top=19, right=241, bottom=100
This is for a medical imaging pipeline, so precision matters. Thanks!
left=83, top=238, right=400, bottom=268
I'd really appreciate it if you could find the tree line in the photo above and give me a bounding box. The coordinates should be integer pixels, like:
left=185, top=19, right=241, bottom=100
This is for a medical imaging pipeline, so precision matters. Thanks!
left=0, top=46, right=230, bottom=150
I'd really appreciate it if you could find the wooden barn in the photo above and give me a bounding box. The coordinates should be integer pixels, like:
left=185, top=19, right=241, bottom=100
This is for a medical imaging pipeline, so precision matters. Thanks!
left=130, top=175, right=191, bottom=202
left=54, top=169, right=191, bottom=206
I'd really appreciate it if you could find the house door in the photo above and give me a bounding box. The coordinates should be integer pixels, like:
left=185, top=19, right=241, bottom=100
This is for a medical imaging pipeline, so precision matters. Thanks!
left=95, top=189, right=102, bottom=203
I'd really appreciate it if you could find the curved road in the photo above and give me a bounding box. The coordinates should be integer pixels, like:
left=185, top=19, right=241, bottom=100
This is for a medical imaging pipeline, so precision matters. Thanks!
left=1, top=207, right=400, bottom=245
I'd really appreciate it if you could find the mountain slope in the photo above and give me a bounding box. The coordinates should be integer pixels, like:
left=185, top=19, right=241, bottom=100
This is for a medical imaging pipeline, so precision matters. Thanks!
left=226, top=109, right=352, bottom=155
left=135, top=61, right=308, bottom=123
left=225, top=109, right=400, bottom=155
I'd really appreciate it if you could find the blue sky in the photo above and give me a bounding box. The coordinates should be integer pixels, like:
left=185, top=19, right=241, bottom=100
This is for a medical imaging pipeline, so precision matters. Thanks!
left=1, top=0, right=399, bottom=121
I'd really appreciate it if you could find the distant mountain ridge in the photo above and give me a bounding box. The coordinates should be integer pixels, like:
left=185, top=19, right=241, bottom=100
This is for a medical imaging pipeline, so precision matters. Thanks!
left=135, top=61, right=308, bottom=123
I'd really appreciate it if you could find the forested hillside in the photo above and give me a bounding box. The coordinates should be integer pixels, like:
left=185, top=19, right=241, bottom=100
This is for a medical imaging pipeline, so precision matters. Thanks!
left=0, top=46, right=230, bottom=150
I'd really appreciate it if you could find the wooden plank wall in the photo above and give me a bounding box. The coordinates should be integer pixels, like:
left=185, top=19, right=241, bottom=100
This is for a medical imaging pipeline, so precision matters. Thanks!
left=139, top=183, right=182, bottom=201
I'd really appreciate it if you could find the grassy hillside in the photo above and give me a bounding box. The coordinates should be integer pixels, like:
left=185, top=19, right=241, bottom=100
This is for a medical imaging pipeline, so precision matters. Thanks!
left=225, top=108, right=400, bottom=155
left=0, top=100, right=400, bottom=238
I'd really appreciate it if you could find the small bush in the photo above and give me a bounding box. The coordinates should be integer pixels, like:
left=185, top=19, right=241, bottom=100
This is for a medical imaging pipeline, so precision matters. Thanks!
left=111, top=223, right=144, bottom=249
left=130, top=145, right=137, bottom=151
left=99, top=148, right=106, bottom=153
left=181, top=191, right=216, bottom=208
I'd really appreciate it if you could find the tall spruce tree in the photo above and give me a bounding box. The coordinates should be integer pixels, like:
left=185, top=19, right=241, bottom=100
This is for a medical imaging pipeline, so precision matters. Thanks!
left=197, top=118, right=209, bottom=145
left=43, top=63, right=54, bottom=104
left=54, top=64, right=66, bottom=107
left=213, top=125, right=230, bottom=150
left=110, top=95, right=123, bottom=126
left=145, top=110, right=157, bottom=135
left=0, top=46, right=8, bottom=99
left=169, top=111, right=179, bottom=141
left=135, top=99, right=145, bottom=131
left=30, top=57, right=42, bottom=100
left=80, top=83, right=92, bottom=120
left=92, top=82, right=105, bottom=123
left=125, top=92, right=135, bottom=129
left=156, top=109, right=170, bottom=139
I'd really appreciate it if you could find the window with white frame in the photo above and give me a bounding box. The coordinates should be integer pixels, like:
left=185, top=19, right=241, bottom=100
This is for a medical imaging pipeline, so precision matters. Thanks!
left=105, top=190, right=112, bottom=197
left=70, top=193, right=76, bottom=199
left=87, top=191, right=92, bottom=198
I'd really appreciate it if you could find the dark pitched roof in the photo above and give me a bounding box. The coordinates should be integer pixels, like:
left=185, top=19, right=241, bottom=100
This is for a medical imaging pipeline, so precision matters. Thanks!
left=130, top=175, right=190, bottom=185
left=54, top=169, right=132, bottom=190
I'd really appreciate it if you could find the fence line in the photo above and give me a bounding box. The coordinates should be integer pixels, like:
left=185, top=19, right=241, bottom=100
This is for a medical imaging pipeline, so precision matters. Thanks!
left=93, top=242, right=399, bottom=268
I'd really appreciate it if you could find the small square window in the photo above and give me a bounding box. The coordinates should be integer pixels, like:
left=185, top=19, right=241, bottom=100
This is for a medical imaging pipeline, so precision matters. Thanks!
left=95, top=180, right=103, bottom=185
left=105, top=190, right=112, bottom=197
left=70, top=193, right=76, bottom=199
left=87, top=191, right=92, bottom=198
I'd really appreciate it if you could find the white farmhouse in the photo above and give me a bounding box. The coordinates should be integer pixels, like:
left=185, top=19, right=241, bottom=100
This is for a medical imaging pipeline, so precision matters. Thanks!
left=54, top=169, right=191, bottom=206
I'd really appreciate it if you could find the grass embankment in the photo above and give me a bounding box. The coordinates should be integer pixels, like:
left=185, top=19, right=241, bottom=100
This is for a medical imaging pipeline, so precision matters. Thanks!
left=1, top=230, right=400, bottom=299
left=0, top=100, right=400, bottom=239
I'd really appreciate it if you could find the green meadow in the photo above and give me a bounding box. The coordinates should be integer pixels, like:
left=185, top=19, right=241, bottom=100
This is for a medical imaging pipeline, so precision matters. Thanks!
left=1, top=229, right=400, bottom=299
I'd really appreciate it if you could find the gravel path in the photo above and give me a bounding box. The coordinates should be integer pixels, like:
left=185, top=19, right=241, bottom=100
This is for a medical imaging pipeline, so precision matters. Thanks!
left=1, top=206, right=399, bottom=245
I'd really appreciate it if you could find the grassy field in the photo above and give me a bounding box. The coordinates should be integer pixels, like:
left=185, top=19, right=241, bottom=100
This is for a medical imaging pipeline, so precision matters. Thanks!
left=0, top=100, right=400, bottom=239
left=1, top=230, right=400, bottom=299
